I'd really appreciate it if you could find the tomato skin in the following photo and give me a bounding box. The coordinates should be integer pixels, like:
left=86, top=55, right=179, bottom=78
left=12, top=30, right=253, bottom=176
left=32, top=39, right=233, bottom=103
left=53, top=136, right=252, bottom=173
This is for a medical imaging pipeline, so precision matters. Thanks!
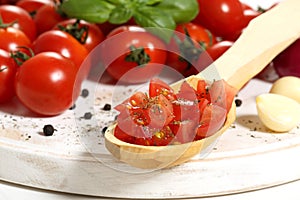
left=194, top=0, right=245, bottom=40
left=0, top=49, right=18, bottom=103
left=101, top=26, right=167, bottom=83
left=34, top=4, right=65, bottom=35
left=0, top=27, right=32, bottom=52
left=196, top=40, right=233, bottom=73
left=16, top=0, right=53, bottom=17
left=149, top=77, right=176, bottom=101
left=15, top=52, right=80, bottom=116
left=241, top=3, right=261, bottom=27
left=166, top=22, right=216, bottom=77
left=195, top=104, right=227, bottom=139
left=0, top=5, right=37, bottom=41
left=54, top=19, right=105, bottom=52
left=32, top=30, right=89, bottom=81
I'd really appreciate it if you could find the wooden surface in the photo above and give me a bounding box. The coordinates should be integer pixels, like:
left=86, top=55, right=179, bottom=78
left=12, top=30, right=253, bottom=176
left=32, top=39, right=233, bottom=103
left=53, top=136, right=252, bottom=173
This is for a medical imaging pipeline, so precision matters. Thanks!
left=1, top=78, right=300, bottom=199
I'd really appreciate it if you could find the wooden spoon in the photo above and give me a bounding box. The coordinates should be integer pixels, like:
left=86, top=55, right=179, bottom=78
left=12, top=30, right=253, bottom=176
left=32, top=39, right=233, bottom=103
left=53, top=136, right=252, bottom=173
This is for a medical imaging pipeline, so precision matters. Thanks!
left=105, top=0, right=300, bottom=169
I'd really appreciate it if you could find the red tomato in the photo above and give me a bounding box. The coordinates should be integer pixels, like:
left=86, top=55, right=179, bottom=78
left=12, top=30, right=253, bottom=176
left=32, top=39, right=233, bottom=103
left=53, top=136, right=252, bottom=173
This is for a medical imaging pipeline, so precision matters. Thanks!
left=166, top=22, right=216, bottom=77
left=0, top=0, right=19, bottom=4
left=0, top=27, right=32, bottom=52
left=54, top=19, right=105, bottom=52
left=0, top=5, right=37, bottom=41
left=106, top=25, right=146, bottom=37
left=16, top=0, right=53, bottom=18
left=148, top=94, right=174, bottom=129
left=14, top=52, right=80, bottom=116
left=241, top=3, right=261, bottom=27
left=195, top=104, right=227, bottom=139
left=194, top=0, right=245, bottom=40
left=0, top=49, right=18, bottom=103
left=209, top=79, right=237, bottom=112
left=129, top=91, right=148, bottom=108
left=101, top=26, right=167, bottom=84
left=196, top=41, right=234, bottom=73
left=32, top=30, right=89, bottom=80
left=34, top=4, right=65, bottom=35
left=149, top=77, right=176, bottom=101
left=170, top=120, right=197, bottom=143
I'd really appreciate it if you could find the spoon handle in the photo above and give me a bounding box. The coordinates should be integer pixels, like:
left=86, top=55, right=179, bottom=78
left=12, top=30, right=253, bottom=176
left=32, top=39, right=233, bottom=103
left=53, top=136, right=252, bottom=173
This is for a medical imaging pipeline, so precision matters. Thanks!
left=199, top=0, right=300, bottom=90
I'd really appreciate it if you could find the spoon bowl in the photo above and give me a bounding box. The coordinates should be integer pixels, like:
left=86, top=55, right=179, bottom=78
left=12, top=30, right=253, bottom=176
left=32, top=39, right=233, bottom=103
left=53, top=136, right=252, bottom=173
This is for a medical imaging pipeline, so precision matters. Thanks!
left=105, top=0, right=300, bottom=169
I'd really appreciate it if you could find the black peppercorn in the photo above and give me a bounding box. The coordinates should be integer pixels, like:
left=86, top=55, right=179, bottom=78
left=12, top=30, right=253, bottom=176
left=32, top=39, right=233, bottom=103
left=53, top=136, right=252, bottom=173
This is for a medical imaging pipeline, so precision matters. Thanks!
left=83, top=112, right=93, bottom=119
left=102, top=126, right=108, bottom=135
left=235, top=99, right=242, bottom=107
left=103, top=103, right=111, bottom=111
left=43, top=124, right=56, bottom=136
left=81, top=89, right=89, bottom=98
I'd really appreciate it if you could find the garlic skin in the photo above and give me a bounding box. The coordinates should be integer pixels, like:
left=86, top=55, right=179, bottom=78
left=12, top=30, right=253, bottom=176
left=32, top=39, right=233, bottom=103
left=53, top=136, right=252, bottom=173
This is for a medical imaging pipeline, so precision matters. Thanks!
left=256, top=93, right=300, bottom=132
left=270, top=76, right=300, bottom=103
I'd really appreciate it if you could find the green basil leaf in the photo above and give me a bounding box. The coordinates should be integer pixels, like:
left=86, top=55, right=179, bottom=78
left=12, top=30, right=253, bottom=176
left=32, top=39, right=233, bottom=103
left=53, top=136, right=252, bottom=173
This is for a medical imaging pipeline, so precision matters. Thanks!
left=133, top=6, right=176, bottom=42
left=60, top=0, right=115, bottom=23
left=106, top=0, right=129, bottom=5
left=145, top=0, right=162, bottom=6
left=109, top=5, right=133, bottom=24
left=155, top=0, right=199, bottom=23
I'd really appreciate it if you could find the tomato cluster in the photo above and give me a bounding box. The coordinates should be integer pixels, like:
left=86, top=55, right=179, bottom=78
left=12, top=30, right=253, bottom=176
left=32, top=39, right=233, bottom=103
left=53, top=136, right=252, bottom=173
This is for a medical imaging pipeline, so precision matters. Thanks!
left=0, top=0, right=274, bottom=117
left=0, top=0, right=105, bottom=115
left=114, top=78, right=237, bottom=146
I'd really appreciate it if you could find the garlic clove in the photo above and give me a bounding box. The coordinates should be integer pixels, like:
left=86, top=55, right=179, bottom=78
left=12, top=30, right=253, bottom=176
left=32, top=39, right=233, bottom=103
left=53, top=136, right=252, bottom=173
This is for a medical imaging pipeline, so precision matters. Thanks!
left=270, top=76, right=300, bottom=103
left=256, top=93, right=300, bottom=132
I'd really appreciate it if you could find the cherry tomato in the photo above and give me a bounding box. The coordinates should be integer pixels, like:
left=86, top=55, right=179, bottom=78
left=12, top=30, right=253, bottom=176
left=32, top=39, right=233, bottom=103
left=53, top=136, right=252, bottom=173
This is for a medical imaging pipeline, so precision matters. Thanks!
left=34, top=4, right=65, bottom=35
left=241, top=3, right=261, bottom=27
left=54, top=19, right=105, bottom=52
left=0, top=5, right=37, bottom=41
left=15, top=52, right=80, bottom=116
left=16, top=0, right=53, bottom=18
left=0, top=0, right=19, bottom=4
left=32, top=30, right=89, bottom=81
left=101, top=26, right=167, bottom=84
left=166, top=22, right=216, bottom=77
left=196, top=40, right=233, bottom=73
left=0, top=49, right=18, bottom=103
left=0, top=27, right=32, bottom=52
left=194, top=0, right=245, bottom=40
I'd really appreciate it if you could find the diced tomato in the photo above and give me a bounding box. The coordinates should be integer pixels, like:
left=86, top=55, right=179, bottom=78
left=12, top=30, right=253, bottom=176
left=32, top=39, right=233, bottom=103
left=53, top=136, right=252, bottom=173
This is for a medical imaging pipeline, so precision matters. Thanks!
left=196, top=79, right=210, bottom=100
left=195, top=104, right=227, bottom=139
left=113, top=77, right=236, bottom=146
left=148, top=94, right=174, bottom=128
left=129, top=91, right=148, bottom=108
left=170, top=120, right=197, bottom=144
left=209, top=79, right=237, bottom=112
left=176, top=81, right=198, bottom=101
left=114, top=125, right=136, bottom=144
left=172, top=99, right=200, bottom=122
left=149, top=78, right=176, bottom=101
left=152, top=126, right=174, bottom=146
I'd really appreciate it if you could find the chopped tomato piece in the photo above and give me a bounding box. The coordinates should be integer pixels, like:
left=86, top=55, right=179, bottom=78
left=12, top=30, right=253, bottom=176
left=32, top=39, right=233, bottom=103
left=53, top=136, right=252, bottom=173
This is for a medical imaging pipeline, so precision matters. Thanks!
left=209, top=79, right=237, bottom=112
left=149, top=77, right=176, bottom=101
left=113, top=77, right=236, bottom=146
